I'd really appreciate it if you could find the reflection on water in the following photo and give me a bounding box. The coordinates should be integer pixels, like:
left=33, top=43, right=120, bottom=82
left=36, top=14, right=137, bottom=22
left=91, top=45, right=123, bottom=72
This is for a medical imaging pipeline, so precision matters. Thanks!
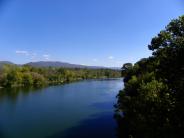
left=0, top=79, right=123, bottom=138
left=0, top=87, right=45, bottom=102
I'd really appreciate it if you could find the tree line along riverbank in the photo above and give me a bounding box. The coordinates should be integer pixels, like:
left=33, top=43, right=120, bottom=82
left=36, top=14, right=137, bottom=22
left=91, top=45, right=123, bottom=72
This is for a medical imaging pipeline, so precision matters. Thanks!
left=0, top=64, right=121, bottom=88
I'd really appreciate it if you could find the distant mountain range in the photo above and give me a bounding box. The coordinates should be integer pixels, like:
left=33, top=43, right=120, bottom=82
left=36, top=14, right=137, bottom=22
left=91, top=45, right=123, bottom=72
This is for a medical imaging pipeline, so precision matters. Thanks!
left=25, top=61, right=107, bottom=69
left=0, top=61, right=14, bottom=67
left=0, top=61, right=121, bottom=70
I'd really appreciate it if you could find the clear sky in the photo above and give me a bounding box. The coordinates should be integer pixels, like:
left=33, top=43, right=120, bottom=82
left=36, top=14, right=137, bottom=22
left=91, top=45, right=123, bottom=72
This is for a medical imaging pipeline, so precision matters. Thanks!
left=0, top=0, right=183, bottom=67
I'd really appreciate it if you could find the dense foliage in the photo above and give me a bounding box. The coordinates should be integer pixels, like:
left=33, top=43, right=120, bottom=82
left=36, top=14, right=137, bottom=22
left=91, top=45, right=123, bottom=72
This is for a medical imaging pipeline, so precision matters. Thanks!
left=115, top=15, right=184, bottom=137
left=0, top=65, right=121, bottom=88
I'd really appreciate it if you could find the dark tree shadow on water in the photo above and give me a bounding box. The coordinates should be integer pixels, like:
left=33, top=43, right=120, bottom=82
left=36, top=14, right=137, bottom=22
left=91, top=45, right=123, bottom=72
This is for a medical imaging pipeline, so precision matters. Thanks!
left=0, top=125, right=5, bottom=138
left=48, top=112, right=117, bottom=138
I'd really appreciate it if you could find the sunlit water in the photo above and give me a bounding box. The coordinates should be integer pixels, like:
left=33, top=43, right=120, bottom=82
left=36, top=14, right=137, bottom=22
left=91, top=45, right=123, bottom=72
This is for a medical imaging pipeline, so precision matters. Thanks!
left=0, top=79, right=123, bottom=138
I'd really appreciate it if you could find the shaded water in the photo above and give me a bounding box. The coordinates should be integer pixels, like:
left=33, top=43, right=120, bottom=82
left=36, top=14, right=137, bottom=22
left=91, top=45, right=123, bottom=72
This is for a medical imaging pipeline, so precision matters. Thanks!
left=0, top=79, right=123, bottom=138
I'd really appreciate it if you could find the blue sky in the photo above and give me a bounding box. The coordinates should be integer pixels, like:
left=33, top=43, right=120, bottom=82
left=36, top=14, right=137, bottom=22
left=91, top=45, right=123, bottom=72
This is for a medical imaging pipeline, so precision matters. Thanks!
left=0, top=0, right=183, bottom=67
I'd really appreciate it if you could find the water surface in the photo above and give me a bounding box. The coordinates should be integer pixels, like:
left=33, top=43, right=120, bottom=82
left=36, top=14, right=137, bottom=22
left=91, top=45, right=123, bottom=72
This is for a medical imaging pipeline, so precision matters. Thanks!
left=0, top=79, right=123, bottom=138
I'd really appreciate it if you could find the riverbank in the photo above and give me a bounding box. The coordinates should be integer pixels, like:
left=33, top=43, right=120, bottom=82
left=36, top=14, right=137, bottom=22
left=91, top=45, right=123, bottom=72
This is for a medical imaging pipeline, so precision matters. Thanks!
left=0, top=77, right=122, bottom=89
left=0, top=65, right=121, bottom=89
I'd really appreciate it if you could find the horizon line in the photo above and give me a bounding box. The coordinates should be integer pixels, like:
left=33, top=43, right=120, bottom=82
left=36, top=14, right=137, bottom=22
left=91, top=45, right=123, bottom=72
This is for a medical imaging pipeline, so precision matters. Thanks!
left=0, top=60, right=122, bottom=68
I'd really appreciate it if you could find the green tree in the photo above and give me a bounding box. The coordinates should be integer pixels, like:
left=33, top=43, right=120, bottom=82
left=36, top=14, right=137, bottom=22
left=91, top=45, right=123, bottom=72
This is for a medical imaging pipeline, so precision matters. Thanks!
left=22, top=73, right=33, bottom=86
left=31, top=72, right=46, bottom=86
left=115, top=15, right=184, bottom=137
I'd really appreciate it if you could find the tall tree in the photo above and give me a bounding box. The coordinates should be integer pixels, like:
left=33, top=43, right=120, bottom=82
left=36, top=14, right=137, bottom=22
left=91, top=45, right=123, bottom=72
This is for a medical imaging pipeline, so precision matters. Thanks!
left=115, top=15, right=184, bottom=138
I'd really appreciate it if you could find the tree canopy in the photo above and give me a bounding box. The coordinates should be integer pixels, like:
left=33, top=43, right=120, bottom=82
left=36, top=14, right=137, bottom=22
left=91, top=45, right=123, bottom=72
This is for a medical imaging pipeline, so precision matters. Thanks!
left=0, top=65, right=121, bottom=88
left=115, top=15, right=184, bottom=138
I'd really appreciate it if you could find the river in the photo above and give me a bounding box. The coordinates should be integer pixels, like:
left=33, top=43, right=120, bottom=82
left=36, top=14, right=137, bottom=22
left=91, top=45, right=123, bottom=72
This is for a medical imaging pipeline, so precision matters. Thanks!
left=0, top=79, right=123, bottom=138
